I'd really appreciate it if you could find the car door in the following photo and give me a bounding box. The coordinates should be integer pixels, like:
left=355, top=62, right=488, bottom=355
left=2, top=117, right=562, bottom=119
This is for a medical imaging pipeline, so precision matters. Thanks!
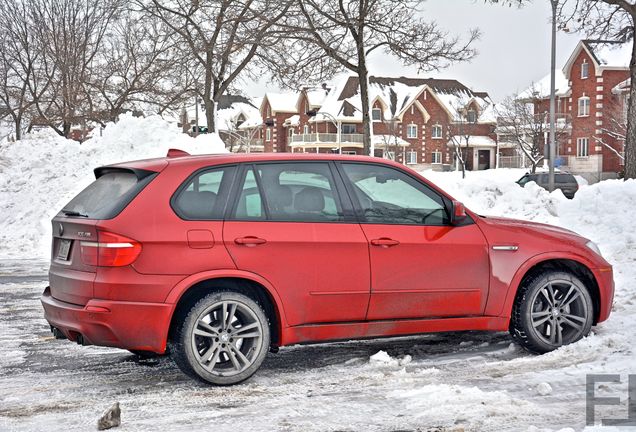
left=338, top=162, right=490, bottom=321
left=223, top=162, right=370, bottom=326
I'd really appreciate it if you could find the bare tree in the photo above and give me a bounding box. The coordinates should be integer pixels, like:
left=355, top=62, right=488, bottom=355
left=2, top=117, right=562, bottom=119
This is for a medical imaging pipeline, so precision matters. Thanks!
left=497, top=92, right=569, bottom=173
left=560, top=0, right=636, bottom=179
left=86, top=10, right=189, bottom=124
left=0, top=0, right=43, bottom=140
left=284, top=0, right=480, bottom=155
left=26, top=0, right=123, bottom=137
left=137, top=0, right=293, bottom=133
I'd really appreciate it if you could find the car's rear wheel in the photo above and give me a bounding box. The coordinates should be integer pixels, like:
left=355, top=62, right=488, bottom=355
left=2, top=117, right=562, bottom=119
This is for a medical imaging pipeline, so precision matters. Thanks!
left=510, top=270, right=594, bottom=353
left=171, top=291, right=270, bottom=385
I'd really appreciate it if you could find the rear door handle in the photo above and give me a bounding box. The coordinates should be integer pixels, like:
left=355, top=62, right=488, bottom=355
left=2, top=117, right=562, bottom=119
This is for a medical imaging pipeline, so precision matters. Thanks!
left=234, top=236, right=267, bottom=246
left=370, top=238, right=400, bottom=248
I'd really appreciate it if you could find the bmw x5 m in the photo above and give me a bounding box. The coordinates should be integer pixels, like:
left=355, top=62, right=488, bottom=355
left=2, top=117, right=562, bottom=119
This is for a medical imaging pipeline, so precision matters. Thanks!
left=42, top=153, right=614, bottom=385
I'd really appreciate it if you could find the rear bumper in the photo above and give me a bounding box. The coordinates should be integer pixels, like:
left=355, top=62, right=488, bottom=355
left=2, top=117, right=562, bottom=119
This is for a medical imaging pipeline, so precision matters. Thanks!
left=41, top=286, right=173, bottom=353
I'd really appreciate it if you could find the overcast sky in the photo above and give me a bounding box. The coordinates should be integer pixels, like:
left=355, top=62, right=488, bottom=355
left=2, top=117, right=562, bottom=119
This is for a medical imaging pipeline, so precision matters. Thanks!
left=243, top=0, right=583, bottom=102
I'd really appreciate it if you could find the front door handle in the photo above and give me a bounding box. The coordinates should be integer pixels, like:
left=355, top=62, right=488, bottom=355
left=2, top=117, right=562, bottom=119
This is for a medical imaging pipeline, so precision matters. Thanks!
left=370, top=238, right=400, bottom=248
left=234, top=236, right=267, bottom=246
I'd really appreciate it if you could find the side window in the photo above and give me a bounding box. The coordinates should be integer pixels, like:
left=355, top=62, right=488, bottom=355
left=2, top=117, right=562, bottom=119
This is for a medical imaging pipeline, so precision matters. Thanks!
left=341, top=163, right=449, bottom=225
left=234, top=168, right=265, bottom=220
left=173, top=166, right=235, bottom=219
left=256, top=163, right=344, bottom=222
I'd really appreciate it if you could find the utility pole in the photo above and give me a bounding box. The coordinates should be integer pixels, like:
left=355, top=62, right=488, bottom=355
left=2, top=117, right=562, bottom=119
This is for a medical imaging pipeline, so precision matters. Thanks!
left=548, top=0, right=558, bottom=192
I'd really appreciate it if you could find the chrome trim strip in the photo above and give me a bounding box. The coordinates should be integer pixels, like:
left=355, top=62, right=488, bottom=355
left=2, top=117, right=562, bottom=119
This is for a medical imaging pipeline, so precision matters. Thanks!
left=492, top=245, right=519, bottom=251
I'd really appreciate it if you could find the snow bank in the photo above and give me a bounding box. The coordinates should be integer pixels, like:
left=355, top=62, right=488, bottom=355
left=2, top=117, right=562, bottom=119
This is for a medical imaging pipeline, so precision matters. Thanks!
left=0, top=114, right=227, bottom=259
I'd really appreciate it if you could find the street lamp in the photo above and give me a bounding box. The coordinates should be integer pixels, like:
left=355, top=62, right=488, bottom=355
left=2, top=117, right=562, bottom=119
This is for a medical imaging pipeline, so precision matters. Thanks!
left=547, top=0, right=559, bottom=192
left=306, top=110, right=341, bottom=154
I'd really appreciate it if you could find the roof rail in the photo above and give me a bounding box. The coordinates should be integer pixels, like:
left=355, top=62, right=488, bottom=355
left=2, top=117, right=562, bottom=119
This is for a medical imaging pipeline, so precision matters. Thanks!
left=167, top=148, right=190, bottom=158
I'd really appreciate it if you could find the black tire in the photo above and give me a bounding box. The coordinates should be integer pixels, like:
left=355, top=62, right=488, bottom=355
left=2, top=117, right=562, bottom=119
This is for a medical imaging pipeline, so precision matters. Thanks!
left=171, top=291, right=270, bottom=385
left=510, top=270, right=594, bottom=354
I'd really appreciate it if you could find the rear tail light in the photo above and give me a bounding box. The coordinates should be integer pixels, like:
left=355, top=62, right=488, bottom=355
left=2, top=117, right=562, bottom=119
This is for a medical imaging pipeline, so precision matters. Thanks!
left=80, top=231, right=142, bottom=267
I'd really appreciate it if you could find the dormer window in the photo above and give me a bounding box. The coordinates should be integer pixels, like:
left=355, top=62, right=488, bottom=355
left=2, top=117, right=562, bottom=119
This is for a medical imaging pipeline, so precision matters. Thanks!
left=372, top=108, right=382, bottom=121
left=467, top=110, right=477, bottom=123
left=581, top=60, right=589, bottom=79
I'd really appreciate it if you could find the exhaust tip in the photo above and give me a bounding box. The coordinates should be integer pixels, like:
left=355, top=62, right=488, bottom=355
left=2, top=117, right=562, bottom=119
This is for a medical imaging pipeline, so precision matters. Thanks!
left=50, top=326, right=67, bottom=340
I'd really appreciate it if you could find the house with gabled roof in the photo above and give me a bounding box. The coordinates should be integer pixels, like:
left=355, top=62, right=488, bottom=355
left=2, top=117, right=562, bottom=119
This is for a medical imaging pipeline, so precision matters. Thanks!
left=517, top=39, right=630, bottom=180
left=261, top=75, right=498, bottom=170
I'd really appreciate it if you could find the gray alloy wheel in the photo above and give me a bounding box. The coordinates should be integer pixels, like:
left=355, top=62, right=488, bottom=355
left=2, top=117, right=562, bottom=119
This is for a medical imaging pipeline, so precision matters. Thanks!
left=172, top=291, right=270, bottom=385
left=510, top=271, right=594, bottom=354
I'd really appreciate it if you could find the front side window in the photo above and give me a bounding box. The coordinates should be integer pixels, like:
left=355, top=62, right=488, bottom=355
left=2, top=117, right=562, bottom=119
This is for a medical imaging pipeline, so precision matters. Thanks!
left=173, top=166, right=236, bottom=219
left=578, top=97, right=590, bottom=117
left=577, top=137, right=589, bottom=157
left=341, top=163, right=449, bottom=225
left=406, top=124, right=417, bottom=138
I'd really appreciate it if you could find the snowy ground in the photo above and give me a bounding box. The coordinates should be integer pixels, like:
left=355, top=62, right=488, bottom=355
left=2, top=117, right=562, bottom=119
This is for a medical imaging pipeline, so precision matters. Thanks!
left=1, top=124, right=635, bottom=430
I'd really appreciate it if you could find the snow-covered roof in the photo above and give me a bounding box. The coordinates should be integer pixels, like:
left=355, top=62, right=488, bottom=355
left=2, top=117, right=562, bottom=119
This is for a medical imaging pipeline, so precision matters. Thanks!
left=284, top=114, right=300, bottom=127
left=612, top=78, right=631, bottom=94
left=314, top=75, right=495, bottom=125
left=447, top=135, right=497, bottom=148
left=262, top=92, right=299, bottom=114
left=518, top=69, right=570, bottom=100
left=584, top=40, right=631, bottom=68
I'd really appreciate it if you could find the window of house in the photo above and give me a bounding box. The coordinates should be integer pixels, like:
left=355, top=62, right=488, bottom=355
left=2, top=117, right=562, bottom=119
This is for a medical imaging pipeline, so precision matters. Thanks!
left=372, top=108, right=382, bottom=121
left=467, top=110, right=477, bottom=123
left=289, top=128, right=295, bottom=137
left=266, top=128, right=271, bottom=141
left=431, top=151, right=442, bottom=164
left=578, top=96, right=590, bottom=117
left=303, top=124, right=310, bottom=134
left=340, top=163, right=449, bottom=225
left=406, top=124, right=417, bottom=138
left=342, top=124, right=356, bottom=134
left=432, top=124, right=443, bottom=139
left=406, top=151, right=417, bottom=165
left=577, top=137, right=589, bottom=157
left=581, top=60, right=589, bottom=79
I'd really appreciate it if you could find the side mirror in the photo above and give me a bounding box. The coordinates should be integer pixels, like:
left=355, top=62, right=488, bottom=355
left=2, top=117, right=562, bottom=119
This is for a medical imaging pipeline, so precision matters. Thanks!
left=451, top=200, right=467, bottom=225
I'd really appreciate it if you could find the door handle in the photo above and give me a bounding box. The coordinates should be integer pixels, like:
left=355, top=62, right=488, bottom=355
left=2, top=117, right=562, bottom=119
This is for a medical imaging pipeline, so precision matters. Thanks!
left=234, top=236, right=267, bottom=246
left=370, top=238, right=400, bottom=248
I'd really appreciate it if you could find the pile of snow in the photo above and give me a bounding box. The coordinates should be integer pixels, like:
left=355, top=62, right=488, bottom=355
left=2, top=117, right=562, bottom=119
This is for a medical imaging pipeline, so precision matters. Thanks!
left=0, top=114, right=227, bottom=259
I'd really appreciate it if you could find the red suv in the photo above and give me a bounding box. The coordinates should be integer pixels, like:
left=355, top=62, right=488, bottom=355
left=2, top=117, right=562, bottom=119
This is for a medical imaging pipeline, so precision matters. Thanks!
left=42, top=153, right=614, bottom=385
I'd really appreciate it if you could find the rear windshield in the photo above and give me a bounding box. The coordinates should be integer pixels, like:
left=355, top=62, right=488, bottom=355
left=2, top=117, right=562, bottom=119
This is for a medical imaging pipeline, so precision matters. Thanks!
left=61, top=169, right=155, bottom=219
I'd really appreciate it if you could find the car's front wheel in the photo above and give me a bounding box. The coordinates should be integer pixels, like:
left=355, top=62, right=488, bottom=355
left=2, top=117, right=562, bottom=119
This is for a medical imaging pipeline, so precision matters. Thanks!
left=510, top=270, right=594, bottom=353
left=171, top=291, right=270, bottom=385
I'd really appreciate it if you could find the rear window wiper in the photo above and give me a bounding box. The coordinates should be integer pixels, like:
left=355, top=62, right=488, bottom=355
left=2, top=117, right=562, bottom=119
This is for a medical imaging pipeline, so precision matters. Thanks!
left=61, top=209, right=89, bottom=217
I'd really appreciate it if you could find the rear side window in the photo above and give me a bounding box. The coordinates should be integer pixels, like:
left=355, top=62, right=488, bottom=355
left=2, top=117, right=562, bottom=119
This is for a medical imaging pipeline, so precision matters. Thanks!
left=230, top=162, right=345, bottom=222
left=172, top=166, right=236, bottom=220
left=62, top=169, right=156, bottom=219
left=556, top=174, right=575, bottom=184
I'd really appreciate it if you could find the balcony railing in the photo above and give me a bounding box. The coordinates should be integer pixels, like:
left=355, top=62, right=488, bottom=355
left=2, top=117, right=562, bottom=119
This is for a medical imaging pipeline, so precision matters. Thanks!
left=291, top=133, right=364, bottom=144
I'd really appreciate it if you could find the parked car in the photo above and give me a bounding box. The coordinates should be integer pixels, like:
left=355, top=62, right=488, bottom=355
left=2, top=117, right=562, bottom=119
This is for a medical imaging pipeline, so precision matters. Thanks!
left=517, top=172, right=579, bottom=199
left=42, top=153, right=614, bottom=385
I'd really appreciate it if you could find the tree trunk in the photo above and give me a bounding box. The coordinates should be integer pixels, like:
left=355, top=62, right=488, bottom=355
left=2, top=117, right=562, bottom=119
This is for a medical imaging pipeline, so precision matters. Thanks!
left=623, top=39, right=636, bottom=179
left=358, top=57, right=372, bottom=156
left=12, top=113, right=22, bottom=141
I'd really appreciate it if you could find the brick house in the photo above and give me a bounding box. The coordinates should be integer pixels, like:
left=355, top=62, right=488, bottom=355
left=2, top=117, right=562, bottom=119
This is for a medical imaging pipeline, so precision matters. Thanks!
left=260, top=76, right=498, bottom=170
left=517, top=40, right=630, bottom=181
